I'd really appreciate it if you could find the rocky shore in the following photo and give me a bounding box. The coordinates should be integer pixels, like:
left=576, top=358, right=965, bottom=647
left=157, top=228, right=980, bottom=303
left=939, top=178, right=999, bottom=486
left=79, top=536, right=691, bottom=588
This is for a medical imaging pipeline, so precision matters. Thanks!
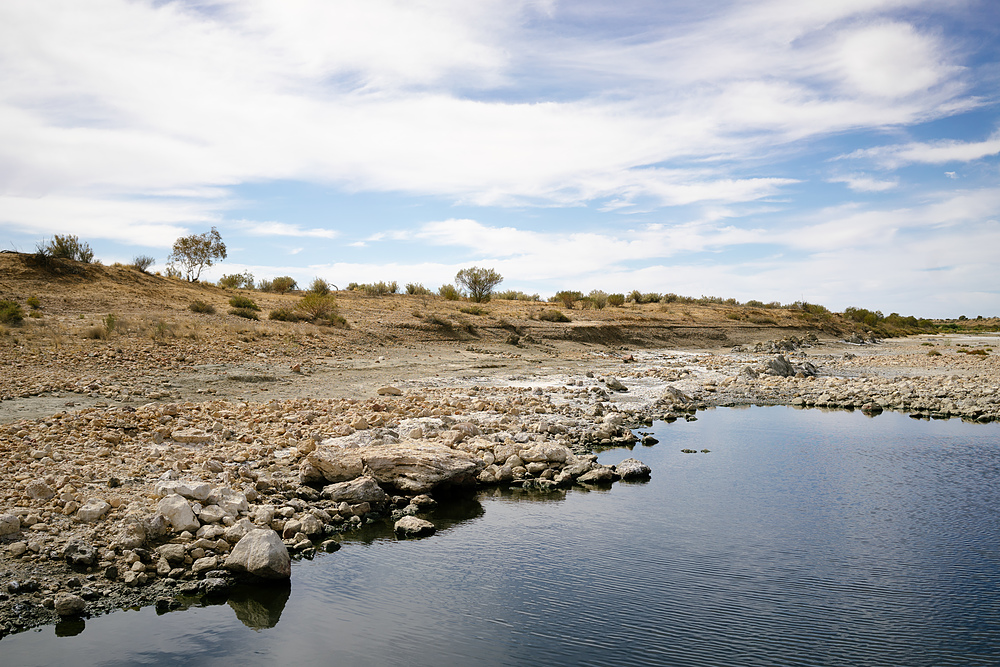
left=2, top=331, right=998, bottom=637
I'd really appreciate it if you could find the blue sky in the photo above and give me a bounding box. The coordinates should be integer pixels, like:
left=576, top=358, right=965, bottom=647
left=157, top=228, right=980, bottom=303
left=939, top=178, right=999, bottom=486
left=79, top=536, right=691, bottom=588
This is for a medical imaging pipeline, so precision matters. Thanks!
left=2, top=0, right=999, bottom=318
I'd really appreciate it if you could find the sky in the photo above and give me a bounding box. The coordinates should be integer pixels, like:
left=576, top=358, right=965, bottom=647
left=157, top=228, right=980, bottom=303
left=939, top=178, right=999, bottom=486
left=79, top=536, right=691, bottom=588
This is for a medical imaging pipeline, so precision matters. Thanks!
left=1, top=0, right=999, bottom=318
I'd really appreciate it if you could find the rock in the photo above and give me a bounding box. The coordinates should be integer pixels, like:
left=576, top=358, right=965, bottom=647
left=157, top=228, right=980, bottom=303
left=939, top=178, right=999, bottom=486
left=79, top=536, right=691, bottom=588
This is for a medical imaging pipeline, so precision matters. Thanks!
left=321, top=476, right=387, bottom=505
left=63, top=540, right=98, bottom=567
left=225, top=529, right=291, bottom=580
left=394, top=516, right=436, bottom=538
left=605, top=376, right=628, bottom=392
left=377, top=386, right=403, bottom=396
left=192, top=556, right=219, bottom=575
left=615, top=458, right=652, bottom=480
left=171, top=428, right=212, bottom=443
left=766, top=355, right=796, bottom=377
left=157, top=494, right=201, bottom=533
left=154, top=480, right=212, bottom=502
left=208, top=487, right=249, bottom=516
left=76, top=498, right=111, bottom=523
left=54, top=593, right=86, bottom=617
left=25, top=481, right=55, bottom=500
left=305, top=446, right=365, bottom=484
left=577, top=466, right=619, bottom=484
left=360, top=441, right=484, bottom=493
left=0, top=513, right=21, bottom=536
left=519, top=443, right=571, bottom=464
left=156, top=543, right=187, bottom=564
left=298, top=514, right=323, bottom=536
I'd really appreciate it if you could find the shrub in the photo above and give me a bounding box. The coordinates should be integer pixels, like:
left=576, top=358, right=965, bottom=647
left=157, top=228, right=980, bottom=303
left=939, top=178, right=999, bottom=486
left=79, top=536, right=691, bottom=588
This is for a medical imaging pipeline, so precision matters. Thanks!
left=495, top=290, right=540, bottom=301
left=309, top=277, right=331, bottom=295
left=539, top=309, right=570, bottom=322
left=257, top=278, right=273, bottom=292
left=131, top=255, right=155, bottom=273
left=229, top=307, right=259, bottom=320
left=102, top=313, right=118, bottom=338
left=607, top=293, right=625, bottom=307
left=455, top=266, right=503, bottom=303
left=229, top=295, right=260, bottom=310
left=219, top=272, right=255, bottom=290
left=43, top=235, right=94, bottom=263
left=26, top=296, right=41, bottom=310
left=551, top=291, right=583, bottom=309
left=0, top=300, right=24, bottom=324
left=460, top=305, right=487, bottom=316
left=587, top=290, right=608, bottom=309
left=438, top=284, right=461, bottom=300
left=189, top=300, right=216, bottom=314
left=270, top=276, right=298, bottom=294
left=406, top=283, right=432, bottom=295
left=296, top=292, right=338, bottom=320
left=352, top=281, right=398, bottom=296
left=269, top=308, right=305, bottom=322
left=927, top=349, right=942, bottom=357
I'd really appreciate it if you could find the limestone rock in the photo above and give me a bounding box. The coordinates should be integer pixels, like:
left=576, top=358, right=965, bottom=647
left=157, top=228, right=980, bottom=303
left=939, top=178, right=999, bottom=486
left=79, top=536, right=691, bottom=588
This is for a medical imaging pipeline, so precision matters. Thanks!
left=377, top=386, right=403, bottom=396
left=360, top=440, right=484, bottom=493
left=394, top=516, right=436, bottom=538
left=54, top=593, right=86, bottom=617
left=615, top=458, right=652, bottom=480
left=0, top=513, right=21, bottom=536
left=154, top=480, right=212, bottom=502
left=26, top=481, right=55, bottom=500
left=577, top=466, right=620, bottom=484
left=157, top=494, right=201, bottom=533
left=157, top=543, right=187, bottom=564
left=321, top=476, right=387, bottom=505
left=519, top=443, right=572, bottom=464
left=77, top=498, right=111, bottom=523
left=605, top=376, right=628, bottom=392
left=209, top=487, right=249, bottom=516
left=171, top=428, right=212, bottom=443
left=305, top=446, right=365, bottom=484
left=225, top=529, right=291, bottom=579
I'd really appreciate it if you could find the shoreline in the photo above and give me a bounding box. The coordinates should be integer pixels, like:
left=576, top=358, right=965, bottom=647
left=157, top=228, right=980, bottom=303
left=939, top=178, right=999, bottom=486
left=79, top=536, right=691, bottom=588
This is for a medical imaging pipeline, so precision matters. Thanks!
left=2, top=332, right=999, bottom=637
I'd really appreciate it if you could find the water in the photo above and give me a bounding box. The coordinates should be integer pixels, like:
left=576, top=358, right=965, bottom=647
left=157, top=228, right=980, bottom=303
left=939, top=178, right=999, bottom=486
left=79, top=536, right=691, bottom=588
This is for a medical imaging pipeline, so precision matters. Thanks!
left=4, top=407, right=1000, bottom=666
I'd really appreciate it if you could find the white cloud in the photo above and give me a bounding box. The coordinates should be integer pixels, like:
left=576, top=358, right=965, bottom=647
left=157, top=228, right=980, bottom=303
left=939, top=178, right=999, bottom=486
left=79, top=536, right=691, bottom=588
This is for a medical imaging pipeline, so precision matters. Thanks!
left=239, top=221, right=339, bottom=239
left=839, top=132, right=1000, bottom=168
left=828, top=173, right=899, bottom=192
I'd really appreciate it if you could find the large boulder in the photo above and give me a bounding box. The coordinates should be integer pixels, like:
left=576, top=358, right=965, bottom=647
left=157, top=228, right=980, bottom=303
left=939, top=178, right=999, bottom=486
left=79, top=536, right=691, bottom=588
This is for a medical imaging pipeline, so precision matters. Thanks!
left=157, top=494, right=201, bottom=533
left=360, top=441, right=484, bottom=493
left=766, top=354, right=796, bottom=377
left=394, top=516, right=436, bottom=538
left=321, top=476, right=387, bottom=505
left=76, top=498, right=111, bottom=523
left=154, top=480, right=212, bottom=502
left=54, top=593, right=86, bottom=617
left=225, top=529, right=290, bottom=579
left=615, top=458, right=652, bottom=480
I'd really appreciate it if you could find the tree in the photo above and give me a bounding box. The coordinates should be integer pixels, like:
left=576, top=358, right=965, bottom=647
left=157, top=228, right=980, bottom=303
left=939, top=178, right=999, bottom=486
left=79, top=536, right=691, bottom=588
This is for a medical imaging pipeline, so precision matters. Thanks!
left=168, top=227, right=226, bottom=281
left=455, top=266, right=503, bottom=303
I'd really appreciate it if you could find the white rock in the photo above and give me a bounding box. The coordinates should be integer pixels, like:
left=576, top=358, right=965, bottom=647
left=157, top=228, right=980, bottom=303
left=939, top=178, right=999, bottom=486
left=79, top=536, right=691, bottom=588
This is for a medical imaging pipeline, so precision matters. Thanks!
left=171, top=428, right=212, bottom=443
left=0, top=513, right=21, bottom=536
left=76, top=498, right=111, bottom=523
left=157, top=494, right=201, bottom=533
left=54, top=593, right=86, bottom=617
left=225, top=529, right=291, bottom=579
left=394, top=516, right=436, bottom=538
left=209, top=487, right=249, bottom=516
left=154, top=480, right=212, bottom=502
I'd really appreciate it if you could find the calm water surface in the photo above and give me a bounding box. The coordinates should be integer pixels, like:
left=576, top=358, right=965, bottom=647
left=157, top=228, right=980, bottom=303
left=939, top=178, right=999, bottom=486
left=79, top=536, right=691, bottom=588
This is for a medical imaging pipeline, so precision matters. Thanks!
left=4, top=407, right=1000, bottom=666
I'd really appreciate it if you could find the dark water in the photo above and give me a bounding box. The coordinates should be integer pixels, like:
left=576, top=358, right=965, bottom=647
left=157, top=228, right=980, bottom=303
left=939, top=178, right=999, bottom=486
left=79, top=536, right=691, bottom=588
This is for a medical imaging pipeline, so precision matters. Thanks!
left=5, top=407, right=1000, bottom=666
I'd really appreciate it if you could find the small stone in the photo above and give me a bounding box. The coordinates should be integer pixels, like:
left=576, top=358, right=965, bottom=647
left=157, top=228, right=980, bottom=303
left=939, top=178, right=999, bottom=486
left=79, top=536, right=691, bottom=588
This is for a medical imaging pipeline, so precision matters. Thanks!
left=377, top=386, right=403, bottom=396
left=394, top=516, right=436, bottom=538
left=54, top=593, right=86, bottom=617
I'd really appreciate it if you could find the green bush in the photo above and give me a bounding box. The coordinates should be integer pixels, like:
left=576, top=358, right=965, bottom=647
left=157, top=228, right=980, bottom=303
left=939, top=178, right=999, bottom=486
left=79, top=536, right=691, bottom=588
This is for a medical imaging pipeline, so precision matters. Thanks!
left=43, top=235, right=94, bottom=263
left=219, top=272, right=255, bottom=290
left=551, top=291, right=583, bottom=309
left=538, top=309, right=570, bottom=322
left=607, top=293, right=625, bottom=307
left=455, top=266, right=503, bottom=303
left=438, top=284, right=461, bottom=300
left=229, top=307, right=259, bottom=320
left=229, top=295, right=260, bottom=311
left=270, top=276, right=298, bottom=294
left=189, top=300, right=216, bottom=314
left=587, top=290, right=608, bottom=309
left=269, top=308, right=305, bottom=322
left=406, top=283, right=432, bottom=295
left=26, top=295, right=41, bottom=310
left=309, top=277, right=330, bottom=295
left=460, top=305, right=487, bottom=316
left=0, top=300, right=24, bottom=324
left=296, top=292, right=338, bottom=320
left=257, top=278, right=273, bottom=292
left=131, top=255, right=155, bottom=273
left=495, top=290, right=540, bottom=301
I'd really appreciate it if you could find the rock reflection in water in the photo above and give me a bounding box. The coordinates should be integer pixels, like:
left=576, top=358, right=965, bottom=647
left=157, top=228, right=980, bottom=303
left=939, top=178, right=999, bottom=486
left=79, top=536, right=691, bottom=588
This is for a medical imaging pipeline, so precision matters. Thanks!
left=226, top=582, right=291, bottom=631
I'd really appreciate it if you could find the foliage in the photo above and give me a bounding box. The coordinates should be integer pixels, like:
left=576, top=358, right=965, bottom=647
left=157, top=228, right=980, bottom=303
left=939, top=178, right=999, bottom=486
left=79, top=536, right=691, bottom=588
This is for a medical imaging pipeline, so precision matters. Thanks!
left=551, top=291, right=583, bottom=309
left=270, top=276, right=298, bottom=294
left=309, top=277, right=331, bottom=295
left=438, top=284, right=462, bottom=300
left=168, top=227, right=226, bottom=281
left=219, top=272, right=255, bottom=290
left=351, top=281, right=398, bottom=296
left=406, top=282, right=432, bottom=295
left=42, top=235, right=94, bottom=263
left=229, top=307, right=259, bottom=320
left=538, top=309, right=570, bottom=322
left=189, top=300, right=216, bottom=314
left=26, top=295, right=41, bottom=310
left=607, top=293, right=625, bottom=307
left=460, top=305, right=487, bottom=316
left=586, top=290, right=608, bottom=309
left=229, top=295, right=260, bottom=311
left=495, top=290, right=540, bottom=301
left=0, top=300, right=24, bottom=325
left=455, top=266, right=503, bottom=303
left=296, top=292, right=338, bottom=320
left=257, top=278, right=273, bottom=292
left=268, top=308, right=304, bottom=322
left=131, top=255, right=155, bottom=273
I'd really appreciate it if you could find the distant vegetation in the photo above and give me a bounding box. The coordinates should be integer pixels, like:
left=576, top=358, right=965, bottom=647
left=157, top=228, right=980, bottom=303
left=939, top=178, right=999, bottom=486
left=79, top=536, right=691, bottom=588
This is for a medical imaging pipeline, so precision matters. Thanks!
left=168, top=227, right=226, bottom=281
left=455, top=266, right=503, bottom=303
